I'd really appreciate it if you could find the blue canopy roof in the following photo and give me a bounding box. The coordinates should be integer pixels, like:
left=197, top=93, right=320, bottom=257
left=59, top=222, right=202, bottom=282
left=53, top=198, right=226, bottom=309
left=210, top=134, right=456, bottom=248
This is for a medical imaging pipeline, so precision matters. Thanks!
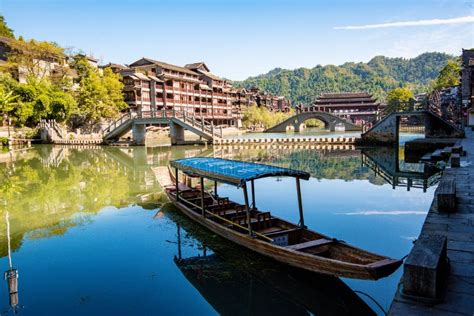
left=170, top=157, right=310, bottom=187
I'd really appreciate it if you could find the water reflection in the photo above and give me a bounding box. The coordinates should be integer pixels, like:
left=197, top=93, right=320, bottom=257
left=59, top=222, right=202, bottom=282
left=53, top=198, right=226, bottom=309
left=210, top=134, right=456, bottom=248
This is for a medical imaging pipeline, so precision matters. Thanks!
left=4, top=212, right=19, bottom=314
left=360, top=146, right=441, bottom=192
left=0, top=144, right=441, bottom=315
left=166, top=206, right=376, bottom=316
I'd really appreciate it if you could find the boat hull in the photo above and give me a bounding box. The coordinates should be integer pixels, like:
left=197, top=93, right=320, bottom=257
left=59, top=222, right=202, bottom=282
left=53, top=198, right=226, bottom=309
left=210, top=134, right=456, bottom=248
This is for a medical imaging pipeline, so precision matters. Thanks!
left=167, top=193, right=401, bottom=280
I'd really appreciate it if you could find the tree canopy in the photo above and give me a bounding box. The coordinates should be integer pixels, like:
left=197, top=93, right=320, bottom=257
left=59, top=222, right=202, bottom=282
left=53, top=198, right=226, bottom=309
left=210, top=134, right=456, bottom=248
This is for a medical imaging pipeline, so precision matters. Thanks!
left=242, top=104, right=293, bottom=129
left=386, top=87, right=414, bottom=112
left=74, top=58, right=127, bottom=127
left=0, top=74, right=77, bottom=126
left=236, top=52, right=455, bottom=105
left=431, top=59, right=461, bottom=90
left=7, top=38, right=67, bottom=81
left=0, top=15, right=14, bottom=38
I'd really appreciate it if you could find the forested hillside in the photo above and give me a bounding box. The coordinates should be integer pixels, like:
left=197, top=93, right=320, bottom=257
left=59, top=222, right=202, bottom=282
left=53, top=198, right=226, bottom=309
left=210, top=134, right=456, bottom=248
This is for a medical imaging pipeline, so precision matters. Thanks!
left=236, top=52, right=454, bottom=104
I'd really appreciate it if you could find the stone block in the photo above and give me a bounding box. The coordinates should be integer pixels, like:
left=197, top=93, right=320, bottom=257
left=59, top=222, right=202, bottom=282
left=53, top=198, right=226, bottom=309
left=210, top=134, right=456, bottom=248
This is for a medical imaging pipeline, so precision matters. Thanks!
left=403, top=235, right=448, bottom=300
left=436, top=178, right=456, bottom=213
left=450, top=154, right=460, bottom=168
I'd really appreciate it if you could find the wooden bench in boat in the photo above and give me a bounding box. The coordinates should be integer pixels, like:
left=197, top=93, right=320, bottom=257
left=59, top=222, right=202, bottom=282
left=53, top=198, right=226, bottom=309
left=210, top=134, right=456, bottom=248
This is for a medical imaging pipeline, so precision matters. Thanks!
left=262, top=227, right=301, bottom=236
left=286, top=238, right=333, bottom=251
left=166, top=184, right=195, bottom=193
left=207, top=202, right=240, bottom=212
left=229, top=212, right=273, bottom=229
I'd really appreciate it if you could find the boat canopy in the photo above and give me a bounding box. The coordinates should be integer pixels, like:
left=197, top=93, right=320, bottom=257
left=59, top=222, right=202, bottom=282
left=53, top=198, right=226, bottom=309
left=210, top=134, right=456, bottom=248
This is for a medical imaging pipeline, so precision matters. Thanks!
left=170, top=157, right=310, bottom=187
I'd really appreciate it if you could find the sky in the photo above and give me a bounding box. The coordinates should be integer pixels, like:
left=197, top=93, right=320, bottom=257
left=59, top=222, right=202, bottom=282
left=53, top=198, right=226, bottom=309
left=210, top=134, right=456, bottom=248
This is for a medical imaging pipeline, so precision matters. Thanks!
left=1, top=0, right=473, bottom=80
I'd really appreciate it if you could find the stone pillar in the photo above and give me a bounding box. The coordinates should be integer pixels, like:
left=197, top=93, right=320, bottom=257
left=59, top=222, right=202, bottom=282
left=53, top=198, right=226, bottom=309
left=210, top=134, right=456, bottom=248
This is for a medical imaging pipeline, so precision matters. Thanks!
left=328, top=121, right=336, bottom=132
left=40, top=128, right=50, bottom=143
left=132, top=123, right=146, bottom=146
left=360, top=114, right=399, bottom=144
left=170, top=121, right=185, bottom=145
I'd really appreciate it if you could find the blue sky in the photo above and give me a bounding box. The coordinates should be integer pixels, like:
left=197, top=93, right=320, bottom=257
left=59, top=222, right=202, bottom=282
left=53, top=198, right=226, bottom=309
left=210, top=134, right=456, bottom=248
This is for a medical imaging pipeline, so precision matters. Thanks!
left=1, top=0, right=473, bottom=80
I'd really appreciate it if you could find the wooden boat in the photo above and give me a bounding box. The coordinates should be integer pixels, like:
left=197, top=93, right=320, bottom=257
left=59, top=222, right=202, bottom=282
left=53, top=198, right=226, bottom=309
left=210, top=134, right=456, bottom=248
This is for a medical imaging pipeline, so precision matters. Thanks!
left=164, top=157, right=402, bottom=280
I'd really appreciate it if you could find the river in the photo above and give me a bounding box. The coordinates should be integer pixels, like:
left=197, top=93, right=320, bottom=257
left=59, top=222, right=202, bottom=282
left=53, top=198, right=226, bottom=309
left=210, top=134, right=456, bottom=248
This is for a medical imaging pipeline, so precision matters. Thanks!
left=0, top=136, right=440, bottom=315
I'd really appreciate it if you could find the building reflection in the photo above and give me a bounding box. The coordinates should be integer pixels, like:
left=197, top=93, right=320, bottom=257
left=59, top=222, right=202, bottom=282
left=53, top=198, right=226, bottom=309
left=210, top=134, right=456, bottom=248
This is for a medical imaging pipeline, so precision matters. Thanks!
left=361, top=146, right=442, bottom=192
left=164, top=207, right=376, bottom=316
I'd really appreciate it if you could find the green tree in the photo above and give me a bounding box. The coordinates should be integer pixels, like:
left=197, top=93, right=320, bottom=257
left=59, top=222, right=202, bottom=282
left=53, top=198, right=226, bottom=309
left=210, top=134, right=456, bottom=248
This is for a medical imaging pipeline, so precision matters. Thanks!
left=242, top=104, right=293, bottom=129
left=0, top=88, right=18, bottom=135
left=74, top=59, right=127, bottom=127
left=431, top=59, right=461, bottom=90
left=0, top=15, right=14, bottom=38
left=0, top=74, right=76, bottom=126
left=386, top=87, right=414, bottom=112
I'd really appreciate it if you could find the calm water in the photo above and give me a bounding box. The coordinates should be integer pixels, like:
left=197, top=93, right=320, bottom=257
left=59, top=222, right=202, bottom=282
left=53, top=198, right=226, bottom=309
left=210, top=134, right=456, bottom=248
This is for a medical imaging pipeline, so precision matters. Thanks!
left=0, top=140, right=440, bottom=315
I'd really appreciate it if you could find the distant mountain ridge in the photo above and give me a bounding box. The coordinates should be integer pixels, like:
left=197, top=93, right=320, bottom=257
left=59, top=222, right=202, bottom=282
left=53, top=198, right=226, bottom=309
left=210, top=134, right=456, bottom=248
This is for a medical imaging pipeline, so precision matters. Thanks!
left=235, top=52, right=454, bottom=105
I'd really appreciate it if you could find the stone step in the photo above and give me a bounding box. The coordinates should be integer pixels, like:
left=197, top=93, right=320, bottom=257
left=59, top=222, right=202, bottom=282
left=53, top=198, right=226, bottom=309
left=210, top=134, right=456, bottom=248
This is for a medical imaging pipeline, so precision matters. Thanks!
left=441, top=147, right=453, bottom=158
left=431, top=149, right=443, bottom=161
left=450, top=153, right=461, bottom=168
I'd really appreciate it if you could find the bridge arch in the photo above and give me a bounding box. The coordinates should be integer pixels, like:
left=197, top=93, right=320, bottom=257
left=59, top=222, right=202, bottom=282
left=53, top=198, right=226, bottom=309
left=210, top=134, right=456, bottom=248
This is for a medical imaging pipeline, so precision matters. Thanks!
left=265, top=111, right=361, bottom=133
left=292, top=114, right=331, bottom=132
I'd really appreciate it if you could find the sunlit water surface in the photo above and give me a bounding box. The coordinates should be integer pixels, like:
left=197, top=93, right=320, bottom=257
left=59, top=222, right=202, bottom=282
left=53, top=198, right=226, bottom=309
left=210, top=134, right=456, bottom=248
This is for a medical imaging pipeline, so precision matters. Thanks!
left=0, top=134, right=439, bottom=315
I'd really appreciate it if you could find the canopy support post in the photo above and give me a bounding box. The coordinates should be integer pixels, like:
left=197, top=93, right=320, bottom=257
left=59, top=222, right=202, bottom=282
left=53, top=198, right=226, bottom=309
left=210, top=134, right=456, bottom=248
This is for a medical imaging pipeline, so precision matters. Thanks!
left=214, top=181, right=218, bottom=197
left=200, top=177, right=205, bottom=216
left=251, top=180, right=256, bottom=209
left=296, top=177, right=305, bottom=228
left=175, top=167, right=179, bottom=202
left=243, top=183, right=253, bottom=237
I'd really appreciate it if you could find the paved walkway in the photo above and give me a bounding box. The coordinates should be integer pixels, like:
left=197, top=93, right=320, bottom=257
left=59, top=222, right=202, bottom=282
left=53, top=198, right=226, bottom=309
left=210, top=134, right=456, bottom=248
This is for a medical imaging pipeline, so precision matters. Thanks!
left=389, top=129, right=474, bottom=315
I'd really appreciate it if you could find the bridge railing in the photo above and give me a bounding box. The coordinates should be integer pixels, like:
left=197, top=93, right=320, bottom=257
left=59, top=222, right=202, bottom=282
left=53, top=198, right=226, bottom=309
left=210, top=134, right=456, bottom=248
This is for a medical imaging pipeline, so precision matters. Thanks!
left=103, top=112, right=133, bottom=135
left=104, top=109, right=223, bottom=139
left=39, top=119, right=66, bottom=140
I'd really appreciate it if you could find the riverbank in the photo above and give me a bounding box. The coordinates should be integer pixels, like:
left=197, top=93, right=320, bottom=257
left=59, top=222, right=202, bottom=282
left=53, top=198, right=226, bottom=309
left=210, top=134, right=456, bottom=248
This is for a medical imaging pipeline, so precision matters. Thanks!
left=389, top=128, right=474, bottom=315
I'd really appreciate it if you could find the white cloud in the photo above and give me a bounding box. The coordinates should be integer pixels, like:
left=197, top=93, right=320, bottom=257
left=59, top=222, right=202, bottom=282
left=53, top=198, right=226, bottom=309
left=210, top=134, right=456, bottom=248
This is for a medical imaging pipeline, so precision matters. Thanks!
left=380, top=23, right=473, bottom=58
left=334, top=15, right=474, bottom=30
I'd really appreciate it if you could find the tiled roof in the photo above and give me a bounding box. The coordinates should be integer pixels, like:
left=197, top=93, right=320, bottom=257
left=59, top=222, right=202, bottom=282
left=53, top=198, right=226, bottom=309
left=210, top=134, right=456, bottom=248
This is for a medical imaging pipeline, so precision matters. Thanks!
left=129, top=58, right=198, bottom=76
left=184, top=62, right=210, bottom=72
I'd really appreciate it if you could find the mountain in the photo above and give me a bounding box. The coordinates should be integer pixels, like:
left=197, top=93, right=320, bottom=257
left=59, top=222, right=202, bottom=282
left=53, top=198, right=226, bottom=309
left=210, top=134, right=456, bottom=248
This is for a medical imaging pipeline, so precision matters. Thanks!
left=235, top=52, right=454, bottom=105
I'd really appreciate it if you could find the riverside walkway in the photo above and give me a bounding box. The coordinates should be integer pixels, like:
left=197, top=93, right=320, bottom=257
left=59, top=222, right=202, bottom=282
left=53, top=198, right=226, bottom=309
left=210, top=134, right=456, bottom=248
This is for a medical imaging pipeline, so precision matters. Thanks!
left=389, top=128, right=474, bottom=315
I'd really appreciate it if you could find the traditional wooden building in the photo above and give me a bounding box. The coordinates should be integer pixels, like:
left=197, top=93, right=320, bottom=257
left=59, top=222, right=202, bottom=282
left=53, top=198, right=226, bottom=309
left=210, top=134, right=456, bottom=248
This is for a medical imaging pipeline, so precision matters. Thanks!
left=121, top=58, right=236, bottom=126
left=246, top=87, right=291, bottom=112
left=462, top=49, right=474, bottom=109
left=100, top=62, right=128, bottom=73
left=311, top=92, right=380, bottom=125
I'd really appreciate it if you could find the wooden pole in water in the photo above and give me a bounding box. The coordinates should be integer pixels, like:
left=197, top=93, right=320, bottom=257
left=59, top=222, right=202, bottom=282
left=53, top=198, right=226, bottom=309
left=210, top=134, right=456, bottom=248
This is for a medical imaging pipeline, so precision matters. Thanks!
left=251, top=180, right=256, bottom=209
left=175, top=167, right=180, bottom=202
left=296, top=178, right=305, bottom=227
left=200, top=177, right=205, bottom=216
left=243, top=183, right=253, bottom=236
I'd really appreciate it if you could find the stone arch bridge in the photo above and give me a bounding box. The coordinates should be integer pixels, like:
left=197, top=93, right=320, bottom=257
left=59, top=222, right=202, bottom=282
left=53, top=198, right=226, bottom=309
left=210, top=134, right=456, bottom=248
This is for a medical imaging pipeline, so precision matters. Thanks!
left=265, top=111, right=361, bottom=133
